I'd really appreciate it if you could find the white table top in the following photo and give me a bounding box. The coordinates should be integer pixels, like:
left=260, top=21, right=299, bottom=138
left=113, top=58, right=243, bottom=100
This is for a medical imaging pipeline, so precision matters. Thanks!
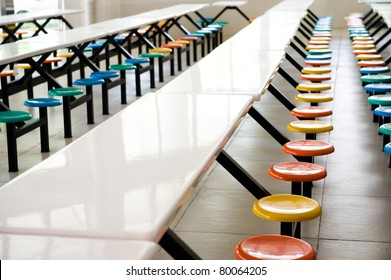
left=369, top=3, right=391, bottom=27
left=158, top=48, right=284, bottom=100
left=0, top=4, right=208, bottom=67
left=0, top=9, right=83, bottom=26
left=212, top=1, right=247, bottom=7
left=0, top=92, right=252, bottom=243
left=0, top=234, right=159, bottom=260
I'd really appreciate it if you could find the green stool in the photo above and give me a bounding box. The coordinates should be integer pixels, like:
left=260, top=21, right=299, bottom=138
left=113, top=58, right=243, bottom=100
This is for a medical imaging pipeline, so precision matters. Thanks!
left=361, top=75, right=391, bottom=85
left=109, top=63, right=136, bottom=104
left=49, top=87, right=85, bottom=138
left=0, top=111, right=32, bottom=172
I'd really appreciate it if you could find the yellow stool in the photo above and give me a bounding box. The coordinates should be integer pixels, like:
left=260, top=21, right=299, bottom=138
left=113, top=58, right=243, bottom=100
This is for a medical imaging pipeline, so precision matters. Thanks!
left=296, top=83, right=331, bottom=93
left=356, top=54, right=383, bottom=61
left=16, top=63, right=34, bottom=99
left=252, top=194, right=322, bottom=238
left=57, top=52, right=75, bottom=87
left=295, top=93, right=333, bottom=105
left=287, top=120, right=333, bottom=140
left=352, top=44, right=376, bottom=50
left=301, top=67, right=331, bottom=74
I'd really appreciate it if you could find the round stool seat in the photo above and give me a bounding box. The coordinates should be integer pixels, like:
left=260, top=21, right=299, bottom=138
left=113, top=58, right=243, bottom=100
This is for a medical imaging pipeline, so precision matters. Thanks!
left=295, top=93, right=333, bottom=103
left=356, top=54, right=383, bottom=61
left=161, top=43, right=183, bottom=49
left=305, top=54, right=332, bottom=60
left=73, top=78, right=105, bottom=86
left=283, top=139, right=335, bottom=157
left=360, top=66, right=390, bottom=75
left=358, top=60, right=386, bottom=67
left=374, top=106, right=391, bottom=118
left=87, top=42, right=104, bottom=49
left=90, top=70, right=119, bottom=79
left=0, top=111, right=32, bottom=123
left=300, top=74, right=331, bottom=82
left=368, top=94, right=391, bottom=106
left=352, top=40, right=375, bottom=45
left=234, top=234, right=316, bottom=260
left=352, top=44, right=376, bottom=50
left=361, top=74, right=391, bottom=84
left=365, top=83, right=391, bottom=93
left=353, top=36, right=373, bottom=41
left=252, top=194, right=322, bottom=222
left=384, top=142, right=391, bottom=154
left=291, top=106, right=332, bottom=118
left=125, top=58, right=150, bottom=64
left=57, top=52, right=74, bottom=59
left=353, top=49, right=378, bottom=55
left=140, top=52, right=165, bottom=59
left=308, top=40, right=330, bottom=45
left=43, top=57, right=62, bottom=64
left=296, top=83, right=331, bottom=92
left=24, top=98, right=62, bottom=108
left=108, top=64, right=137, bottom=71
left=306, top=44, right=329, bottom=50
left=170, top=40, right=190, bottom=45
left=268, top=161, right=327, bottom=182
left=308, top=49, right=332, bottom=55
left=287, top=120, right=333, bottom=134
left=310, top=37, right=331, bottom=41
left=303, top=60, right=331, bottom=67
left=0, top=70, right=15, bottom=77
left=150, top=48, right=172, bottom=54
left=48, top=87, right=84, bottom=97
left=301, top=67, right=331, bottom=74
left=178, top=36, right=198, bottom=41
left=195, top=29, right=212, bottom=35
left=16, top=63, right=32, bottom=70
left=186, top=33, right=205, bottom=38
left=379, top=123, right=391, bottom=136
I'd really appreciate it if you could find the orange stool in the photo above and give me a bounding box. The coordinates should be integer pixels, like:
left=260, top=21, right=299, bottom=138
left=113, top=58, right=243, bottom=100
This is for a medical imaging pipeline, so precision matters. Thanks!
left=291, top=106, right=332, bottom=119
left=268, top=161, right=327, bottom=198
left=282, top=139, right=335, bottom=163
left=300, top=74, right=331, bottom=82
left=234, top=234, right=316, bottom=260
left=43, top=57, right=63, bottom=90
left=161, top=43, right=185, bottom=71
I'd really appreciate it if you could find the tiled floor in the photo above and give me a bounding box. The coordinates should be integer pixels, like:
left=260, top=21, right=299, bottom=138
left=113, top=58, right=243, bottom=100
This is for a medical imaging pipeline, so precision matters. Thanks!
left=1, top=22, right=391, bottom=260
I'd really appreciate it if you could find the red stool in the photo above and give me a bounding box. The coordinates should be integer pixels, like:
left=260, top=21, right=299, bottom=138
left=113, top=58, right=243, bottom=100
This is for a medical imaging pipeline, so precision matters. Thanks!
left=283, top=139, right=335, bottom=163
left=234, top=234, right=316, bottom=260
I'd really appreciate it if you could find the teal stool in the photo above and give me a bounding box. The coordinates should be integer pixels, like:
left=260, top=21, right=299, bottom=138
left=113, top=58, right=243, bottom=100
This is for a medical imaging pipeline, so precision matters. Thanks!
left=379, top=123, right=391, bottom=152
left=0, top=110, right=32, bottom=172
left=361, top=74, right=391, bottom=86
left=140, top=52, right=166, bottom=84
left=48, top=87, right=85, bottom=138
left=90, top=70, right=120, bottom=115
left=109, top=64, right=136, bottom=104
left=73, top=77, right=105, bottom=124
left=23, top=97, right=62, bottom=153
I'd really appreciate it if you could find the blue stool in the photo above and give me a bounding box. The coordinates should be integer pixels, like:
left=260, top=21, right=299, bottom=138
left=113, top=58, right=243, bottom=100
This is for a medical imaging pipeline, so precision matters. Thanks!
left=24, top=97, right=62, bottom=153
left=360, top=67, right=390, bottom=75
left=87, top=41, right=106, bottom=68
left=384, top=142, right=391, bottom=168
left=125, top=58, right=150, bottom=97
left=90, top=70, right=120, bottom=115
left=0, top=110, right=32, bottom=172
left=73, top=77, right=105, bottom=124
left=374, top=106, right=391, bottom=128
left=305, top=54, right=332, bottom=60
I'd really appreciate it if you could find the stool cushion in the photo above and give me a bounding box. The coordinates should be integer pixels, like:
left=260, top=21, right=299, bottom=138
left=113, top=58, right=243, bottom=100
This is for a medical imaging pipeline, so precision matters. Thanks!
left=300, top=74, right=331, bottom=82
left=361, top=74, right=391, bottom=84
left=0, top=111, right=32, bottom=123
left=308, top=49, right=332, bottom=55
left=252, top=194, right=322, bottom=222
left=291, top=106, right=332, bottom=118
left=16, top=63, right=32, bottom=70
left=109, top=64, right=137, bottom=71
left=360, top=66, right=390, bottom=75
left=374, top=106, right=391, bottom=118
left=140, top=53, right=165, bottom=58
left=305, top=54, right=332, bottom=60
left=283, top=139, right=335, bottom=157
left=295, top=93, right=333, bottom=103
left=356, top=54, right=383, bottom=61
left=296, top=83, right=331, bottom=92
left=306, top=45, right=329, bottom=50
left=90, top=70, right=119, bottom=79
left=303, top=60, right=331, bottom=66
left=150, top=48, right=172, bottom=54
left=234, top=234, right=316, bottom=260
left=73, top=78, right=105, bottom=86
left=352, top=44, right=376, bottom=50
left=178, top=36, right=198, bottom=41
left=368, top=94, right=391, bottom=106
left=0, top=70, right=15, bottom=77
left=48, top=87, right=84, bottom=97
left=161, top=43, right=183, bottom=49
left=287, top=120, right=333, bottom=134
left=269, top=162, right=327, bottom=182
left=125, top=58, right=150, bottom=64
left=301, top=67, right=331, bottom=74
left=384, top=143, right=391, bottom=154
left=57, top=52, right=74, bottom=59
left=365, top=83, right=391, bottom=93
left=24, top=98, right=62, bottom=107
left=379, top=123, right=391, bottom=136
left=358, top=60, right=386, bottom=67
left=44, top=57, right=62, bottom=64
left=352, top=49, right=378, bottom=55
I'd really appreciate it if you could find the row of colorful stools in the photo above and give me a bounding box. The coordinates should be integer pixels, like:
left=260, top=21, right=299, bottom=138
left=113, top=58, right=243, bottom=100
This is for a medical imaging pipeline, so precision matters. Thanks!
left=0, top=21, right=228, bottom=172
left=346, top=13, right=391, bottom=167
left=233, top=15, right=335, bottom=260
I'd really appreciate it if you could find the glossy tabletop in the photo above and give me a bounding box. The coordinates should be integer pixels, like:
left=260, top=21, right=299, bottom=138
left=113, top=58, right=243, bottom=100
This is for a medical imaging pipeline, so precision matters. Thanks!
left=0, top=92, right=252, bottom=243
left=212, top=1, right=247, bottom=6
left=370, top=3, right=391, bottom=27
left=0, top=234, right=158, bottom=260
